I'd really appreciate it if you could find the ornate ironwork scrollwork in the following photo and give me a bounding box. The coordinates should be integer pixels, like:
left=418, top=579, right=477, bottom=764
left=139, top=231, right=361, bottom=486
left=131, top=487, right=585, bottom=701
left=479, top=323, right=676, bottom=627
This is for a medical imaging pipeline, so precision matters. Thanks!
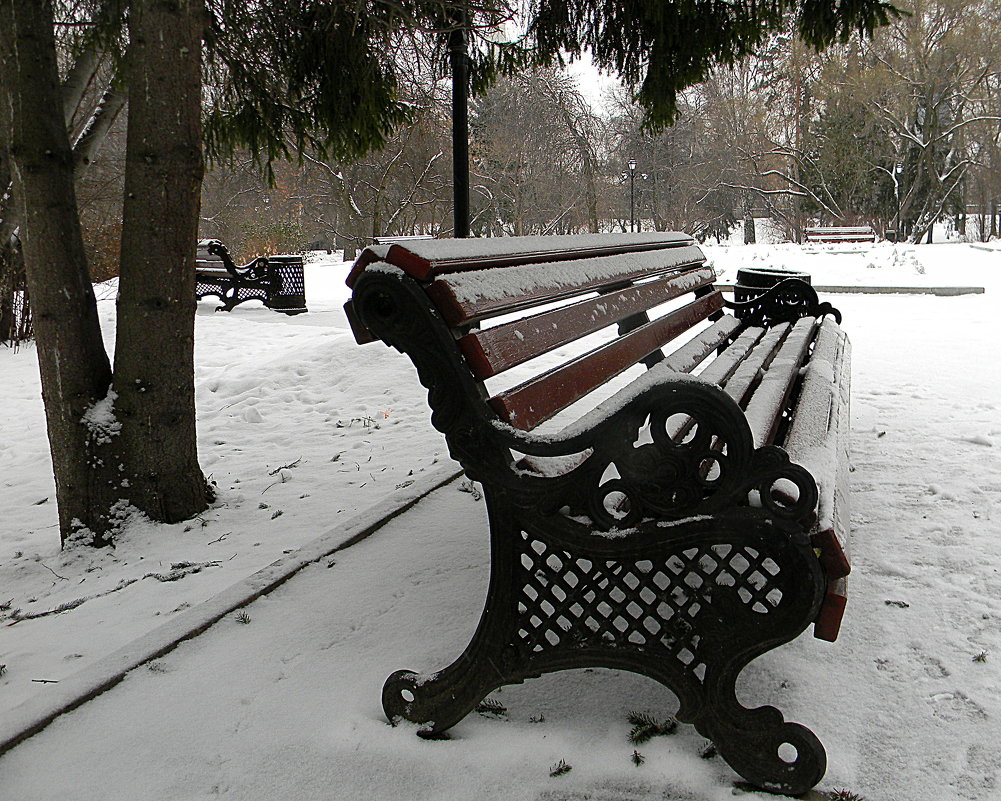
left=484, top=378, right=818, bottom=538
left=724, top=277, right=842, bottom=327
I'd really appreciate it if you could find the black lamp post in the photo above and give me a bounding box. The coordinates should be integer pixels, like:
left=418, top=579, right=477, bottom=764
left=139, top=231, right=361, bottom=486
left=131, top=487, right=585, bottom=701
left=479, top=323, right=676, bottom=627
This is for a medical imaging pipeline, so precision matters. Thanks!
left=628, top=158, right=637, bottom=232
left=450, top=15, right=469, bottom=238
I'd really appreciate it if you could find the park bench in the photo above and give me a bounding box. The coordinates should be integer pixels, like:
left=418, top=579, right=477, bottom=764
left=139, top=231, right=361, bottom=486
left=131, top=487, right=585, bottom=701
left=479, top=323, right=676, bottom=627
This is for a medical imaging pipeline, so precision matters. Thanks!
left=373, top=234, right=435, bottom=245
left=345, top=233, right=851, bottom=795
left=195, top=239, right=307, bottom=314
left=803, top=226, right=876, bottom=244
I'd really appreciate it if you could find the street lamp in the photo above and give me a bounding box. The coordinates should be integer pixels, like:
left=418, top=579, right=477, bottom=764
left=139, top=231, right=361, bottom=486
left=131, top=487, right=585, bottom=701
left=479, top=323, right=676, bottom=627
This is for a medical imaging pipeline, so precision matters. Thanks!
left=620, top=159, right=648, bottom=232
left=628, top=158, right=637, bottom=232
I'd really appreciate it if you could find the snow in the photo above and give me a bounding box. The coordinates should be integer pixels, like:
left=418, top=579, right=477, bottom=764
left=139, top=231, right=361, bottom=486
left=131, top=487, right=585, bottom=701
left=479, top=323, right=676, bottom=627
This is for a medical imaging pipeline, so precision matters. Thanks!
left=440, top=248, right=707, bottom=306
left=1, top=240, right=1000, bottom=800
left=385, top=231, right=692, bottom=264
left=79, top=389, right=121, bottom=445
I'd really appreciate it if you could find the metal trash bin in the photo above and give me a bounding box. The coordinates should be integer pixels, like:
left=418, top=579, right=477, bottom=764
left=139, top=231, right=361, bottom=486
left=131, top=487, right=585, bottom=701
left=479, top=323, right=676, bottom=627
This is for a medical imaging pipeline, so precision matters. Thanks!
left=266, top=254, right=308, bottom=315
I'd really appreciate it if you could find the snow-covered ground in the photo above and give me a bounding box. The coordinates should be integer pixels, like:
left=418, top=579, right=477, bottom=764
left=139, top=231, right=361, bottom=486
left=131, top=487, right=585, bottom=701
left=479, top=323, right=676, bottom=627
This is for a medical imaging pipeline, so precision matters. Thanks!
left=1, top=240, right=999, bottom=800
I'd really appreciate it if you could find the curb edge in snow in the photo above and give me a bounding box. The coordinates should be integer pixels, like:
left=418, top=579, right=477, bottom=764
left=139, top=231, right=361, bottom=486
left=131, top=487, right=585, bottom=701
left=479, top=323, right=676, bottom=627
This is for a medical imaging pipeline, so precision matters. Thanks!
left=716, top=284, right=985, bottom=296
left=0, top=463, right=464, bottom=758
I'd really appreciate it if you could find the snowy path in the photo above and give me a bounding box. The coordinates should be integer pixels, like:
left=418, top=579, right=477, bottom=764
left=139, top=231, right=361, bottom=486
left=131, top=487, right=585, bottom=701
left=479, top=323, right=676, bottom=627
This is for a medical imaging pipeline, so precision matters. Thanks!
left=826, top=294, right=1001, bottom=799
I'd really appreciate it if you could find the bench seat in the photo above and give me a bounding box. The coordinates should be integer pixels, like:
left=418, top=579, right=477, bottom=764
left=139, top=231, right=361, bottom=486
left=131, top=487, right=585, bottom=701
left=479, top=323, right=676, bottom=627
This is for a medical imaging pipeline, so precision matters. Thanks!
left=346, top=232, right=850, bottom=795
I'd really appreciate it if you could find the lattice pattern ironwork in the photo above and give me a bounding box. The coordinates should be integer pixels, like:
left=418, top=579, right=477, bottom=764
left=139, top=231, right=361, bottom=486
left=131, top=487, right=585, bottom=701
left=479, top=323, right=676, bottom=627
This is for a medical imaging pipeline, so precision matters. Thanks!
left=514, top=534, right=784, bottom=678
left=267, top=257, right=308, bottom=313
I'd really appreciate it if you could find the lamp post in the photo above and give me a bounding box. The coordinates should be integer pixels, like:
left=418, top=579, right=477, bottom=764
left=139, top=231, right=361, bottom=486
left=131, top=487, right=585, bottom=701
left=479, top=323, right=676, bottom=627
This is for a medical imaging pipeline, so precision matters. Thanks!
left=449, top=13, right=469, bottom=238
left=621, top=159, right=648, bottom=232
left=628, top=158, right=637, bottom=232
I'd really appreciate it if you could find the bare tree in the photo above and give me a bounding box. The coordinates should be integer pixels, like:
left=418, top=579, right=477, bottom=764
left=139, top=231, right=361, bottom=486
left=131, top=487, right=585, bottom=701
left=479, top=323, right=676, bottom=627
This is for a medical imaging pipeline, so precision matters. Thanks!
left=471, top=68, right=601, bottom=235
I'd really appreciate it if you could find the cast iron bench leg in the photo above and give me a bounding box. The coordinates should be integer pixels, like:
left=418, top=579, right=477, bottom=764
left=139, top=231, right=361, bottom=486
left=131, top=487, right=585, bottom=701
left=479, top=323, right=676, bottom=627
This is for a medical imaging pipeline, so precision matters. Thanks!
left=382, top=491, right=827, bottom=795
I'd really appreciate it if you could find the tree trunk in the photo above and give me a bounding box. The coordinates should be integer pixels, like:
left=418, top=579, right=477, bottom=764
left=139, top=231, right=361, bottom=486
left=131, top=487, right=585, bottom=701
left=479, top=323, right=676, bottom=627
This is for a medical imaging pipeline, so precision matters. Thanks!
left=113, top=0, right=211, bottom=525
left=743, top=215, right=756, bottom=244
left=1, top=0, right=116, bottom=542
left=1, top=0, right=210, bottom=545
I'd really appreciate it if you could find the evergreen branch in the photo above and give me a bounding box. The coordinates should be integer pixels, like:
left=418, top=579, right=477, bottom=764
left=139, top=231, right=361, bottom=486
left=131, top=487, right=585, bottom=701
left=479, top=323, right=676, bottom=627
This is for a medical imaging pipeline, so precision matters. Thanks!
left=549, top=759, right=572, bottom=777
left=475, top=697, right=507, bottom=716
left=626, top=711, right=678, bottom=744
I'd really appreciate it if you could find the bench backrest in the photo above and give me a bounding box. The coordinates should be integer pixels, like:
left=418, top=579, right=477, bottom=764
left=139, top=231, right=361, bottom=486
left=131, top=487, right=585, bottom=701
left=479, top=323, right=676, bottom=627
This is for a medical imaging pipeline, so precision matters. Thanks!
left=346, top=233, right=727, bottom=432
left=196, top=239, right=233, bottom=273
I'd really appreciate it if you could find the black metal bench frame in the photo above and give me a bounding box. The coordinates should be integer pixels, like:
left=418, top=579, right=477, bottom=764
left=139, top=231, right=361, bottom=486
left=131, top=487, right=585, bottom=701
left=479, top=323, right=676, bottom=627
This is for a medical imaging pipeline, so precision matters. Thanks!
left=345, top=233, right=851, bottom=795
left=195, top=239, right=307, bottom=314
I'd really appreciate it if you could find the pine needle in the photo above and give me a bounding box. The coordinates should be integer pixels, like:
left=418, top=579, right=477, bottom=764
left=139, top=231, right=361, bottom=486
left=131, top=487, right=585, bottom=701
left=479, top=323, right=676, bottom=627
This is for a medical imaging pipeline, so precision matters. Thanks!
left=549, top=759, right=572, bottom=777
left=475, top=697, right=507, bottom=717
left=626, top=710, right=678, bottom=743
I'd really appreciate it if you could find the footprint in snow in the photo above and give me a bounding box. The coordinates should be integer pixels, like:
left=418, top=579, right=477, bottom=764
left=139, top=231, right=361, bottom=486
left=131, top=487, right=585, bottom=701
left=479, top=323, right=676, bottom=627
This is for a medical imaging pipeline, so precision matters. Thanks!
left=929, top=690, right=987, bottom=722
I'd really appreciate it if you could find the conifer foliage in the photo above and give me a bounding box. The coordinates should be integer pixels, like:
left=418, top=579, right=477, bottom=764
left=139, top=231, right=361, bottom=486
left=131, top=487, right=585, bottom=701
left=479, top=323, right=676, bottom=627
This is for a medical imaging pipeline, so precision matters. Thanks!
left=0, top=0, right=898, bottom=548
left=528, top=0, right=901, bottom=128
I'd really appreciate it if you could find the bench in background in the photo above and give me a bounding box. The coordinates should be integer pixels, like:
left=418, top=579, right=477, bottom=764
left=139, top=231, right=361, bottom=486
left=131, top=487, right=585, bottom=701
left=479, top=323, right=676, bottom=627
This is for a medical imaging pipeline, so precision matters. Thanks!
left=346, top=233, right=851, bottom=795
left=373, top=235, right=435, bottom=246
left=804, top=226, right=876, bottom=244
left=195, top=239, right=307, bottom=314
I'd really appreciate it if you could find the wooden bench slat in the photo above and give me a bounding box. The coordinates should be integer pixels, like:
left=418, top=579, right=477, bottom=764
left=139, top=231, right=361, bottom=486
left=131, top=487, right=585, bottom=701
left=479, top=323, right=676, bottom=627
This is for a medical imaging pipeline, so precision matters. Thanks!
left=345, top=232, right=696, bottom=286
left=716, top=324, right=790, bottom=408
left=694, top=326, right=765, bottom=387
left=781, top=318, right=852, bottom=641
left=743, top=317, right=818, bottom=448
left=658, top=314, right=743, bottom=374
left=427, top=251, right=709, bottom=327
left=458, top=268, right=718, bottom=380
left=489, top=291, right=724, bottom=430
left=813, top=577, right=848, bottom=642
left=784, top=318, right=850, bottom=538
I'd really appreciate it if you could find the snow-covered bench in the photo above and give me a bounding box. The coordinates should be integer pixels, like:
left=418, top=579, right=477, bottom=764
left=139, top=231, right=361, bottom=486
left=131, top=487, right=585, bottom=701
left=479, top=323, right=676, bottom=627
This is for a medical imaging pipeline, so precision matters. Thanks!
left=345, top=233, right=851, bottom=795
left=803, top=226, right=876, bottom=244
left=195, top=240, right=307, bottom=314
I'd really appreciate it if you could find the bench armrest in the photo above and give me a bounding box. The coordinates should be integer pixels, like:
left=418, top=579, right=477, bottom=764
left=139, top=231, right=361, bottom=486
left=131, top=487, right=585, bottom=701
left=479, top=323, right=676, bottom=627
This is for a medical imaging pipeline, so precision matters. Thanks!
left=722, top=277, right=841, bottom=326
left=199, top=239, right=270, bottom=280
left=485, top=377, right=818, bottom=535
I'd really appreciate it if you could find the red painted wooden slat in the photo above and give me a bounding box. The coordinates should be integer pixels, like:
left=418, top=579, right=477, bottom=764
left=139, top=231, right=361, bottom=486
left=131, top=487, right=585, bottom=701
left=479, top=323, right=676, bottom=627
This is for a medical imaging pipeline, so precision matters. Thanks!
left=345, top=233, right=696, bottom=287
left=458, top=268, right=717, bottom=379
left=813, top=577, right=848, bottom=642
left=428, top=257, right=709, bottom=327
left=489, top=292, right=724, bottom=430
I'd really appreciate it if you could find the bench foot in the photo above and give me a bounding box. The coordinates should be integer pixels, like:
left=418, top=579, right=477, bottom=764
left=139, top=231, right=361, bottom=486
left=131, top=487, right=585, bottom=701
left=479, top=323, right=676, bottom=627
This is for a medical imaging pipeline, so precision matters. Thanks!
left=384, top=666, right=502, bottom=736
left=698, top=700, right=826, bottom=795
